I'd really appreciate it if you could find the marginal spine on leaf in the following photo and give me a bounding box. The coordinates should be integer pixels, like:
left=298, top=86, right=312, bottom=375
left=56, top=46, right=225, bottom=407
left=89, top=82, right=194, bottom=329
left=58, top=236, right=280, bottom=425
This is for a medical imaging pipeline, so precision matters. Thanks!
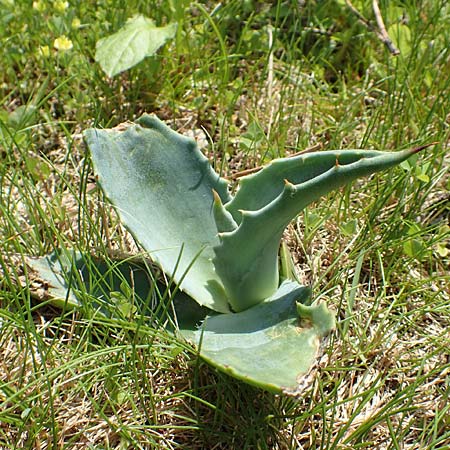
left=283, top=179, right=295, bottom=189
left=212, top=189, right=238, bottom=233
left=283, top=179, right=296, bottom=196
left=238, top=209, right=251, bottom=219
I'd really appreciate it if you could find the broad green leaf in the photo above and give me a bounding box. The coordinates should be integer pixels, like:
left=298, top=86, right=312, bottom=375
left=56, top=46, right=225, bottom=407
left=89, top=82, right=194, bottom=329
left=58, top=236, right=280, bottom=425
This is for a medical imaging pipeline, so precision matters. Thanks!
left=403, top=238, right=425, bottom=259
left=84, top=115, right=232, bottom=313
left=85, top=115, right=426, bottom=313
left=341, top=219, right=359, bottom=236
left=388, top=23, right=412, bottom=56
left=180, top=280, right=335, bottom=394
left=8, top=105, right=37, bottom=130
left=95, top=15, right=176, bottom=77
left=24, top=251, right=335, bottom=395
left=435, top=242, right=449, bottom=258
left=214, top=147, right=424, bottom=311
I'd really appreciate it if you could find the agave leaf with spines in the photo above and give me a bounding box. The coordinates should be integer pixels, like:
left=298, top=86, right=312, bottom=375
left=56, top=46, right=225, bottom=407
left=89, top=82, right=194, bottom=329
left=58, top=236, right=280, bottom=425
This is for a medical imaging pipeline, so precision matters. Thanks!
left=19, top=114, right=425, bottom=393
left=24, top=250, right=335, bottom=394
left=213, top=148, right=423, bottom=311
left=84, top=114, right=422, bottom=314
left=84, top=115, right=232, bottom=313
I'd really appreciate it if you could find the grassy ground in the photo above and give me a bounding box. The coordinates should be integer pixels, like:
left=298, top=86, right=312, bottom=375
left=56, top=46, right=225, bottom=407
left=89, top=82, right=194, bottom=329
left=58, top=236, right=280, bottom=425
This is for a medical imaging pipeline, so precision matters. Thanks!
left=1, top=0, right=449, bottom=448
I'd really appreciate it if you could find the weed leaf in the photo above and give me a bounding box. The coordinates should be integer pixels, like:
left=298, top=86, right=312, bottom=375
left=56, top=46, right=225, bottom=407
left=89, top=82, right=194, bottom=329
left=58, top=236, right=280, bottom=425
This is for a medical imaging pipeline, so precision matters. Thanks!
left=95, top=15, right=176, bottom=77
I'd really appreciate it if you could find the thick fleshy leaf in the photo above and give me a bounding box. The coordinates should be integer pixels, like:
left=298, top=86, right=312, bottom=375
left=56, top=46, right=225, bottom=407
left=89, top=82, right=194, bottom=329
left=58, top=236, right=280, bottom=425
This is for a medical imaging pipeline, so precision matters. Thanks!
left=24, top=251, right=335, bottom=394
left=214, top=147, right=424, bottom=311
left=225, top=150, right=388, bottom=221
left=95, top=15, right=176, bottom=77
left=25, top=250, right=159, bottom=318
left=25, top=250, right=215, bottom=327
left=26, top=250, right=80, bottom=309
left=84, top=115, right=231, bottom=313
left=85, top=115, right=424, bottom=313
left=179, top=279, right=335, bottom=394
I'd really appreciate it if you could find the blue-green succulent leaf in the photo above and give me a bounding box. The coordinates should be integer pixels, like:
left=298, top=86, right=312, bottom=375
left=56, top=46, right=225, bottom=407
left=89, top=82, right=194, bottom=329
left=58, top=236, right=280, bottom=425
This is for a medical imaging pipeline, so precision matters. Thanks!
left=26, top=250, right=81, bottom=310
left=225, top=150, right=386, bottom=221
left=180, top=280, right=335, bottom=394
left=24, top=251, right=334, bottom=394
left=25, top=250, right=159, bottom=318
left=84, top=115, right=231, bottom=313
left=214, top=148, right=423, bottom=311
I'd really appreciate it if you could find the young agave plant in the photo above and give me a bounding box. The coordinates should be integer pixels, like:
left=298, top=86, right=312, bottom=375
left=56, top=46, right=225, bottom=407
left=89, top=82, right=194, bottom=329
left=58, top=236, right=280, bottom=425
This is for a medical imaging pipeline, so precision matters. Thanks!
left=28, top=115, right=425, bottom=394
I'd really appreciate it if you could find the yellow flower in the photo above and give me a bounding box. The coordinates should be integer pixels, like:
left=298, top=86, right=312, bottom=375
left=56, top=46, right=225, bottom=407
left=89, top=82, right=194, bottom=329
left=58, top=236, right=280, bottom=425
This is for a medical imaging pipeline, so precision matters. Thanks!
left=54, top=0, right=69, bottom=13
left=53, top=35, right=73, bottom=51
left=71, top=17, right=81, bottom=29
left=32, top=0, right=45, bottom=12
left=38, top=45, right=50, bottom=57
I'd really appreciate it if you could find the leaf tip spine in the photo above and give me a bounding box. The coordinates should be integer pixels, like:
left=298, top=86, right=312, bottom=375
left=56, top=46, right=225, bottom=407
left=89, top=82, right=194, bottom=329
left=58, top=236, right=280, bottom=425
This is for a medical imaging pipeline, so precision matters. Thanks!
left=411, top=142, right=439, bottom=154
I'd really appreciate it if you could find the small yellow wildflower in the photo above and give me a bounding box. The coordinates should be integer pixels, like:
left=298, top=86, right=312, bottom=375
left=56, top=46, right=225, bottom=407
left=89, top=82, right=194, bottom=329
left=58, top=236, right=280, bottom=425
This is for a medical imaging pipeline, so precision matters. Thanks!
left=71, top=17, right=81, bottom=29
left=53, top=35, right=73, bottom=51
left=38, top=45, right=50, bottom=57
left=32, top=0, right=45, bottom=12
left=54, top=0, right=69, bottom=13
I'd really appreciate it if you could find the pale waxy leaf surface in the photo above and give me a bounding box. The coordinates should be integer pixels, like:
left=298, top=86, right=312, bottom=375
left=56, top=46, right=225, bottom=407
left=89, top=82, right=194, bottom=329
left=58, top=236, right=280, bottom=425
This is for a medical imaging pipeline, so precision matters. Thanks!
left=180, top=280, right=335, bottom=394
left=23, top=252, right=334, bottom=395
left=84, top=115, right=232, bottom=313
left=25, top=250, right=158, bottom=317
left=214, top=147, right=424, bottom=311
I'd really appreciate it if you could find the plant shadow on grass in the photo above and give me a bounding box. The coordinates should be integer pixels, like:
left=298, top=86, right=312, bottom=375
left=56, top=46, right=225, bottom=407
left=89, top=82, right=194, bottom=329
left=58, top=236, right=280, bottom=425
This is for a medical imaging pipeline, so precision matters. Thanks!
left=184, top=366, right=298, bottom=449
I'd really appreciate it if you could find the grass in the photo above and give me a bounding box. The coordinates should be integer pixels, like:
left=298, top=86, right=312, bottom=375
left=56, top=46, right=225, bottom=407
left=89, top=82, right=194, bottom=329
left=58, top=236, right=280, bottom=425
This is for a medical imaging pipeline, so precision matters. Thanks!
left=1, top=0, right=449, bottom=448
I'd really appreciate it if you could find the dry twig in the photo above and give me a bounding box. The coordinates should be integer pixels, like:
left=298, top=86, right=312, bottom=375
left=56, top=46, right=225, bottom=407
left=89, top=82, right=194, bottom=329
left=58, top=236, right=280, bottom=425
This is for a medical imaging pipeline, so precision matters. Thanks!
left=345, top=0, right=400, bottom=56
left=372, top=0, right=400, bottom=55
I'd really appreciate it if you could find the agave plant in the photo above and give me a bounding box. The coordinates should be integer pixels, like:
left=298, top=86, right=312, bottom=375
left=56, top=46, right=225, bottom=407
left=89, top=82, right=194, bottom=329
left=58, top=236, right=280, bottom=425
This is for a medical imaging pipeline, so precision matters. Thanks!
left=27, top=115, right=426, bottom=394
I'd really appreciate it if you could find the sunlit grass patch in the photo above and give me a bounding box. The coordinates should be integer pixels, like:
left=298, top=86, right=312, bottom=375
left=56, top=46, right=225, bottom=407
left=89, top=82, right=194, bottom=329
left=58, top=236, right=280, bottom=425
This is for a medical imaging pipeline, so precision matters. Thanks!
left=1, top=0, right=449, bottom=448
